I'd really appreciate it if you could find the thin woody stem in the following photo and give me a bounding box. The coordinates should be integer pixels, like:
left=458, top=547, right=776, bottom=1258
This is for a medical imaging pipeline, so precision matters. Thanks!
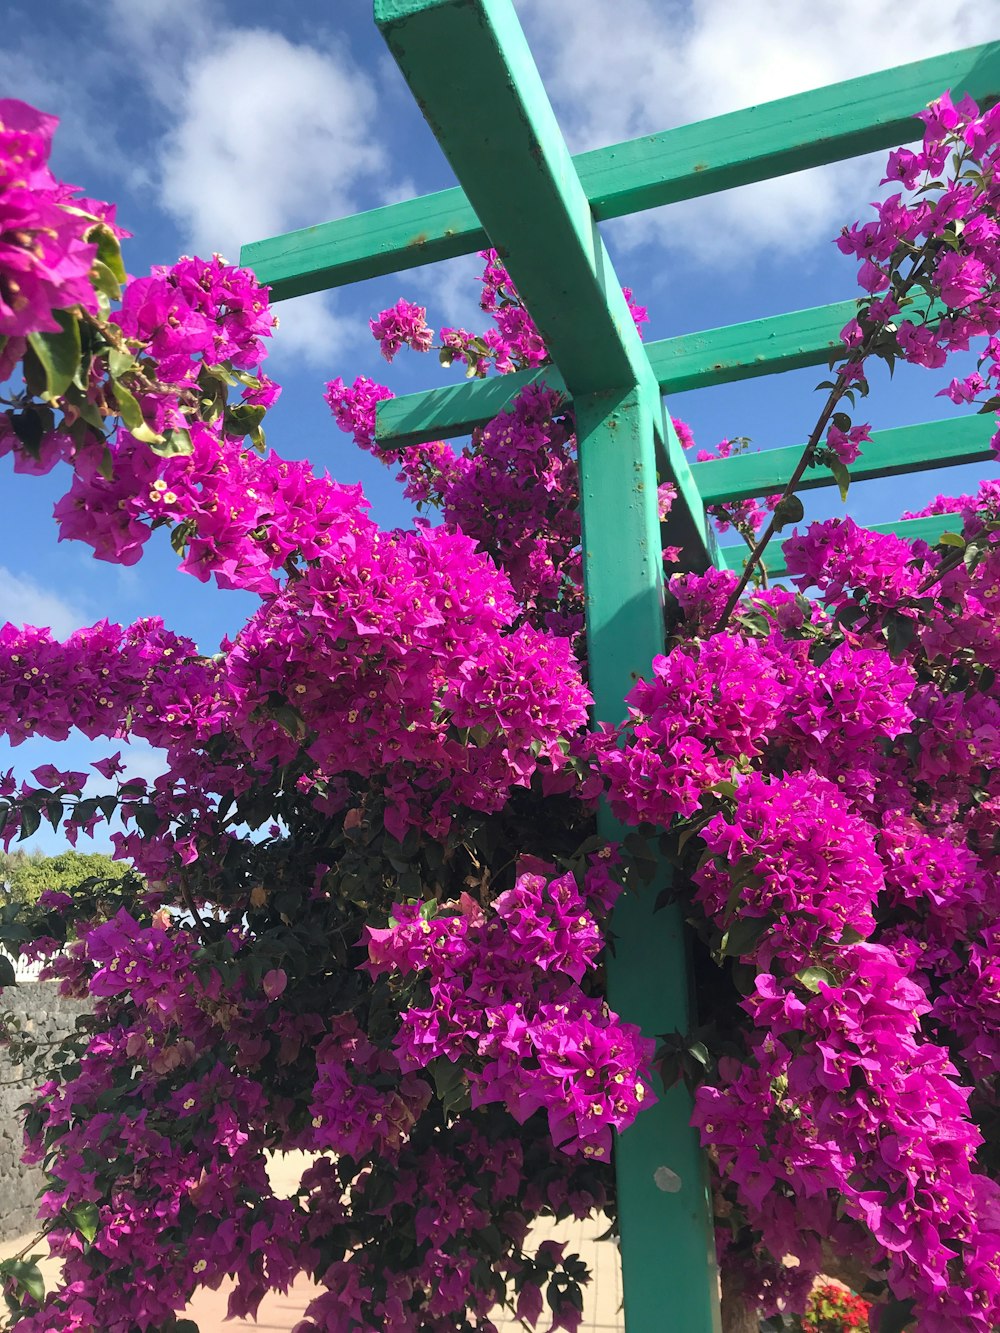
left=714, top=367, right=856, bottom=630
left=713, top=246, right=941, bottom=631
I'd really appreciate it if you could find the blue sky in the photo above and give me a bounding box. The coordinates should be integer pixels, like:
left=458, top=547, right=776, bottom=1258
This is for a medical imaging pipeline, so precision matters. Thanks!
left=1, top=0, right=998, bottom=851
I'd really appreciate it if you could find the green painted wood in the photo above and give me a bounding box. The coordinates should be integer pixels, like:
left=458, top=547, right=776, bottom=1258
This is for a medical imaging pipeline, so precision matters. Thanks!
left=374, top=0, right=711, bottom=571
left=376, top=365, right=564, bottom=448
left=721, top=513, right=969, bottom=578
left=242, top=43, right=1000, bottom=300
left=373, top=299, right=866, bottom=451
left=374, top=295, right=950, bottom=451
left=242, top=191, right=484, bottom=304
left=576, top=385, right=722, bottom=1333
left=575, top=42, right=1000, bottom=220
left=375, top=0, right=651, bottom=398
left=650, top=299, right=860, bottom=395
left=694, top=414, right=995, bottom=504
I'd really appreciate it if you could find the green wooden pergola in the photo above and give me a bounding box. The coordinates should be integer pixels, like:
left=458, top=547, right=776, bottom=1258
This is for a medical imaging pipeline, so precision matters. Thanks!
left=241, top=6, right=1000, bottom=1328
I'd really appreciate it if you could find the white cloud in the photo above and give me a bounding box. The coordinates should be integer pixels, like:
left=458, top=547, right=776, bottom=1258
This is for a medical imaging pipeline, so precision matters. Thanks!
left=515, top=0, right=999, bottom=265
left=150, top=24, right=395, bottom=367
left=0, top=569, right=89, bottom=639
left=159, top=29, right=387, bottom=260
left=266, top=291, right=365, bottom=370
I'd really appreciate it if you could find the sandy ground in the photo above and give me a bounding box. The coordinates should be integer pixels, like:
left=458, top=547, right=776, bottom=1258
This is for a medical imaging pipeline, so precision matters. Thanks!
left=1, top=1153, right=625, bottom=1331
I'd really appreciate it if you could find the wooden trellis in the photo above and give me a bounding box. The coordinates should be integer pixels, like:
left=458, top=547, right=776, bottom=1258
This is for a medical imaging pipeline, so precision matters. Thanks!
left=241, top=5, right=1000, bottom=1327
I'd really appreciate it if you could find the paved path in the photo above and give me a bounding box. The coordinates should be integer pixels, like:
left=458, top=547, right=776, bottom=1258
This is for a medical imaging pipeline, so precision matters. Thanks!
left=1, top=1154, right=625, bottom=1331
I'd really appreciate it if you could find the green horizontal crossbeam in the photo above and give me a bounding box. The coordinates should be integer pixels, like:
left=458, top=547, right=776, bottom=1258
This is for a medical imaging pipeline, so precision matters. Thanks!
left=374, top=0, right=711, bottom=569
left=242, top=42, right=1000, bottom=301
left=693, top=413, right=995, bottom=504
left=721, top=513, right=966, bottom=579
left=648, top=299, right=859, bottom=395
left=373, top=293, right=953, bottom=450
left=376, top=0, right=652, bottom=398
left=375, top=298, right=864, bottom=450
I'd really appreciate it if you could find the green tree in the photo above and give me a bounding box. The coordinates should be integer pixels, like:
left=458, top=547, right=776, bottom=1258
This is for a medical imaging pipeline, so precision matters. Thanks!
left=0, top=850, right=130, bottom=907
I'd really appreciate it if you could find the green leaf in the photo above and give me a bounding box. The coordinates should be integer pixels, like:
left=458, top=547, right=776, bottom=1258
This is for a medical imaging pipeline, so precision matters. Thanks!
left=111, top=378, right=163, bottom=445
left=884, top=615, right=916, bottom=659
left=476, top=1223, right=504, bottom=1260
left=90, top=260, right=121, bottom=303
left=796, top=965, right=835, bottom=993
left=18, top=804, right=41, bottom=841
left=835, top=602, right=867, bottom=628
left=721, top=913, right=774, bottom=958
left=170, top=518, right=197, bottom=556
left=831, top=411, right=852, bottom=431
left=133, top=804, right=162, bottom=838
left=829, top=458, right=851, bottom=502
left=89, top=222, right=127, bottom=285
left=937, top=531, right=966, bottom=549
left=150, top=428, right=194, bottom=458
left=270, top=705, right=307, bottom=742
left=839, top=924, right=867, bottom=946
left=107, top=348, right=135, bottom=379
left=731, top=961, right=757, bottom=997
left=67, top=1200, right=100, bottom=1244
left=27, top=310, right=81, bottom=400
left=430, top=1056, right=470, bottom=1117
left=224, top=403, right=266, bottom=439
left=879, top=1297, right=916, bottom=1333
left=174, top=1322, right=201, bottom=1333
left=0, top=952, right=15, bottom=986
left=686, top=1040, right=710, bottom=1068
left=771, top=493, right=805, bottom=532
left=0, top=1259, right=45, bottom=1304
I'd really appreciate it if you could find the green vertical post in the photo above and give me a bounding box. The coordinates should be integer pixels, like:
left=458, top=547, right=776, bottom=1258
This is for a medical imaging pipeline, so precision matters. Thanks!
left=576, top=384, right=721, bottom=1332
left=372, top=2, right=721, bottom=1327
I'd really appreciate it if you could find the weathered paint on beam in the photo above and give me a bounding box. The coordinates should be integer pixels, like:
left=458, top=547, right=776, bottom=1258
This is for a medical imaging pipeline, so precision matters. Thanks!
left=374, top=299, right=866, bottom=451
left=374, top=0, right=712, bottom=568
left=721, top=513, right=968, bottom=579
left=377, top=365, right=565, bottom=448
left=578, top=41, right=1000, bottom=219
left=651, top=299, right=860, bottom=395
left=374, top=0, right=653, bottom=398
left=242, top=190, right=484, bottom=304
left=693, top=414, right=995, bottom=505
left=576, top=384, right=722, bottom=1333
left=242, top=43, right=1000, bottom=300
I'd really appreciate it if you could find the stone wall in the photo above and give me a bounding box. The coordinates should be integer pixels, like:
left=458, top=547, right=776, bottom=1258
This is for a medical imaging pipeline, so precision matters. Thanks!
left=0, top=981, right=89, bottom=1242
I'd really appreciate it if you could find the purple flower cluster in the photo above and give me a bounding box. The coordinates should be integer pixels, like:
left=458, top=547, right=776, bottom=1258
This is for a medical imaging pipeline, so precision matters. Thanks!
left=0, top=99, right=103, bottom=335
left=6, top=88, right=1000, bottom=1333
left=364, top=866, right=652, bottom=1160
left=370, top=298, right=434, bottom=362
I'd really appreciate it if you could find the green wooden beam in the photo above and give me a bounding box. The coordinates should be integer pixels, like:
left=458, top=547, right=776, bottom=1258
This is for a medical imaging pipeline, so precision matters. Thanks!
left=374, top=298, right=863, bottom=451
left=693, top=414, right=995, bottom=505
left=721, top=513, right=969, bottom=579
left=572, top=42, right=1000, bottom=221
left=374, top=0, right=654, bottom=399
left=649, top=299, right=861, bottom=395
left=577, top=384, right=722, bottom=1333
left=377, top=365, right=564, bottom=448
left=374, top=0, right=711, bottom=571
left=242, top=42, right=1000, bottom=300
left=373, top=295, right=957, bottom=450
